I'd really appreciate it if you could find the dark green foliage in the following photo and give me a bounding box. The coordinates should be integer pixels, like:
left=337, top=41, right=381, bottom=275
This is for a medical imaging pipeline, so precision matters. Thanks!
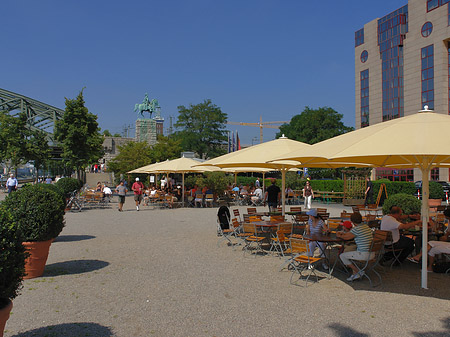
left=0, top=207, right=27, bottom=301
left=382, top=193, right=422, bottom=215
left=204, top=172, right=232, bottom=197
left=372, top=181, right=416, bottom=199
left=174, top=99, right=228, bottom=159
left=429, top=181, right=444, bottom=199
left=1, top=184, right=65, bottom=242
left=56, top=177, right=83, bottom=198
left=277, top=106, right=353, bottom=145
left=54, top=91, right=104, bottom=176
left=39, top=183, right=65, bottom=205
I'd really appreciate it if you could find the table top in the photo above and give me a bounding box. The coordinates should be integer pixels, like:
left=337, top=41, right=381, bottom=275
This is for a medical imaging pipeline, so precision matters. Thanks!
left=302, top=232, right=345, bottom=243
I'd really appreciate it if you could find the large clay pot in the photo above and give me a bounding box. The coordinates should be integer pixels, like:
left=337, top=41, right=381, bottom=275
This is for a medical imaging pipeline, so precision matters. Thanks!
left=428, top=199, right=442, bottom=207
left=0, top=300, right=13, bottom=337
left=22, top=239, right=53, bottom=279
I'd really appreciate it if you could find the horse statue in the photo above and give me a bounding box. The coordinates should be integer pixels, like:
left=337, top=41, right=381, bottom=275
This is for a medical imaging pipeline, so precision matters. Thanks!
left=134, top=93, right=160, bottom=118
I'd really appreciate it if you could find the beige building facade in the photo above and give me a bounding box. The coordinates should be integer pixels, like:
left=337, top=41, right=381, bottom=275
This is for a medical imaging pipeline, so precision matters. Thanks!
left=355, top=0, right=450, bottom=182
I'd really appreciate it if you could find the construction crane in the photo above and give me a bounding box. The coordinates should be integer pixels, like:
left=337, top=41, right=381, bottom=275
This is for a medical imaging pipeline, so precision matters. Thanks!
left=227, top=116, right=289, bottom=144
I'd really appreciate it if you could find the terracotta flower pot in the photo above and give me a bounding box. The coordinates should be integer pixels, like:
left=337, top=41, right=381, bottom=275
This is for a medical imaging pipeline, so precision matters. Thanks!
left=0, top=300, right=13, bottom=337
left=22, top=239, right=53, bottom=279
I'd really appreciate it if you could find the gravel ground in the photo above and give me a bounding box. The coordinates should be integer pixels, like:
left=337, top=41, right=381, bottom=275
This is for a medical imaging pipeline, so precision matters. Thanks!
left=4, top=199, right=450, bottom=337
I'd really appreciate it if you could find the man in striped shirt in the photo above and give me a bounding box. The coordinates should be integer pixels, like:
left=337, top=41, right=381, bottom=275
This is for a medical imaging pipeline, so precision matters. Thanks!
left=337, top=212, right=373, bottom=281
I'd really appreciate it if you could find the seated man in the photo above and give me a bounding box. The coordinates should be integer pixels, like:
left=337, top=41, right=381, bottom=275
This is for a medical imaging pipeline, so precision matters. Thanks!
left=380, top=206, right=422, bottom=264
left=251, top=186, right=263, bottom=205
left=337, top=212, right=373, bottom=281
left=409, top=209, right=450, bottom=271
left=102, top=185, right=113, bottom=202
left=194, top=190, right=204, bottom=208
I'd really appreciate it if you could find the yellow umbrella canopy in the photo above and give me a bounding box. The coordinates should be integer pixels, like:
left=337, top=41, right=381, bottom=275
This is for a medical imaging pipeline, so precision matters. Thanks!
left=198, top=136, right=309, bottom=213
left=273, top=107, right=450, bottom=289
left=127, top=160, right=169, bottom=174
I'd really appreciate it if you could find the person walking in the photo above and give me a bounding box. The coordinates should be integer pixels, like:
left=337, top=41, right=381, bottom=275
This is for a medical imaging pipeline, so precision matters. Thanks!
left=364, top=176, right=373, bottom=206
left=303, top=180, right=314, bottom=209
left=115, top=181, right=128, bottom=212
left=6, top=173, right=18, bottom=194
left=132, top=177, right=145, bottom=211
left=264, top=178, right=281, bottom=212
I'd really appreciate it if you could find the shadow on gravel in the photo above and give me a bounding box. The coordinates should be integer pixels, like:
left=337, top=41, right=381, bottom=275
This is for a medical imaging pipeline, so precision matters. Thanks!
left=333, top=263, right=450, bottom=301
left=43, top=259, right=109, bottom=277
left=11, top=322, right=114, bottom=336
left=53, top=235, right=96, bottom=242
left=327, top=323, right=369, bottom=336
left=412, top=317, right=450, bottom=336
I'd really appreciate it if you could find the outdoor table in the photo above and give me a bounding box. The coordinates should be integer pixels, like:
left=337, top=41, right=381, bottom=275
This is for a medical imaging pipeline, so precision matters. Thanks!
left=302, top=232, right=349, bottom=277
left=359, top=207, right=383, bottom=217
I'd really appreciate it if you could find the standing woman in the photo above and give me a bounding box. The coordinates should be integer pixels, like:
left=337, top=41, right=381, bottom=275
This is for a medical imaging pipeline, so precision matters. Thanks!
left=303, top=180, right=314, bottom=210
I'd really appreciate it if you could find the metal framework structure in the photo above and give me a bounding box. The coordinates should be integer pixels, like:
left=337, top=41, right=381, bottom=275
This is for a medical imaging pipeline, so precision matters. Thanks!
left=0, top=88, right=64, bottom=142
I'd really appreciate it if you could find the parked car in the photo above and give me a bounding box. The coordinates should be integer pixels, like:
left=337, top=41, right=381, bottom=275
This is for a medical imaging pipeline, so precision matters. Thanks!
left=414, top=180, right=450, bottom=200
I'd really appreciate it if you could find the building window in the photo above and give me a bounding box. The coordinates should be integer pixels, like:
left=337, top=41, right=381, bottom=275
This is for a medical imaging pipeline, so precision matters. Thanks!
left=376, top=168, right=414, bottom=181
left=355, top=28, right=364, bottom=47
left=421, top=22, right=433, bottom=37
left=378, top=5, right=408, bottom=122
left=427, top=0, right=450, bottom=12
left=361, top=50, right=368, bottom=63
left=431, top=168, right=440, bottom=181
left=421, top=45, right=434, bottom=110
left=360, top=69, right=369, bottom=128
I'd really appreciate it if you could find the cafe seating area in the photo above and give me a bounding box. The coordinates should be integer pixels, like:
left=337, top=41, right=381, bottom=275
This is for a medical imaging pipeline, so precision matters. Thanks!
left=216, top=204, right=450, bottom=287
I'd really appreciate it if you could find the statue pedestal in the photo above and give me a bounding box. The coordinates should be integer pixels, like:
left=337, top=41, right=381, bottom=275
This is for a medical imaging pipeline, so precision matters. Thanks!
left=135, top=118, right=157, bottom=145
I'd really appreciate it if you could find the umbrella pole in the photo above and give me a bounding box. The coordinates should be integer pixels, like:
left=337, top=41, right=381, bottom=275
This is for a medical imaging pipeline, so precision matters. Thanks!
left=421, top=165, right=430, bottom=289
left=234, top=173, right=237, bottom=186
left=262, top=172, right=265, bottom=194
left=281, top=169, right=286, bottom=216
left=182, top=172, right=185, bottom=207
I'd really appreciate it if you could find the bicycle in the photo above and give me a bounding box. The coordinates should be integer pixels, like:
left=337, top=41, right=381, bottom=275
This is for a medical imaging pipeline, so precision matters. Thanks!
left=66, top=190, right=83, bottom=212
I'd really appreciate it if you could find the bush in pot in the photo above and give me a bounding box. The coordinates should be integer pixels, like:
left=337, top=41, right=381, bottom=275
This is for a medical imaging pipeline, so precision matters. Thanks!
left=56, top=177, right=83, bottom=198
left=382, top=193, right=421, bottom=216
left=0, top=184, right=65, bottom=278
left=0, top=207, right=27, bottom=335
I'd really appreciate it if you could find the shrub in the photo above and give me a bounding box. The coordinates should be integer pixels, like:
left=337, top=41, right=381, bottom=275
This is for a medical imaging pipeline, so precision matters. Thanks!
left=1, top=184, right=65, bottom=242
left=382, top=193, right=421, bottom=215
left=429, top=181, right=444, bottom=199
left=204, top=172, right=232, bottom=197
left=56, top=177, right=83, bottom=198
left=0, top=207, right=27, bottom=304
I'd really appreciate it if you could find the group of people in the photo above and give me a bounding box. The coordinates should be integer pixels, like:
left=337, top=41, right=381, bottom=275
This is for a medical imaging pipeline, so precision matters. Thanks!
left=115, top=178, right=185, bottom=211
left=303, top=202, right=449, bottom=282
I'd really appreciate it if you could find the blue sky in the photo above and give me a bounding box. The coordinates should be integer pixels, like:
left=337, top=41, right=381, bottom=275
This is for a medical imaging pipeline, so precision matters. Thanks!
left=3, top=0, right=407, bottom=145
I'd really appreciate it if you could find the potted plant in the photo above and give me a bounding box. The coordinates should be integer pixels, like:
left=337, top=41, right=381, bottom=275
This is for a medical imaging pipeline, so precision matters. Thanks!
left=0, top=207, right=27, bottom=336
left=428, top=181, right=444, bottom=207
left=56, top=177, right=83, bottom=198
left=0, top=184, right=65, bottom=279
left=382, top=193, right=421, bottom=216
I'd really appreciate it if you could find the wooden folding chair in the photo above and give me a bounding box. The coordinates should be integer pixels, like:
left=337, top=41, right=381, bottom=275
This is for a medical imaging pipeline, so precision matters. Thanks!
left=317, top=208, right=328, bottom=215
left=270, top=222, right=293, bottom=256
left=205, top=193, right=214, bottom=207
left=233, top=209, right=242, bottom=223
left=348, top=232, right=387, bottom=287
left=290, top=206, right=302, bottom=213
left=377, top=230, right=403, bottom=268
left=341, top=212, right=352, bottom=220
left=247, top=207, right=257, bottom=215
left=327, top=219, right=341, bottom=233
left=242, top=223, right=266, bottom=257
left=288, top=238, right=325, bottom=287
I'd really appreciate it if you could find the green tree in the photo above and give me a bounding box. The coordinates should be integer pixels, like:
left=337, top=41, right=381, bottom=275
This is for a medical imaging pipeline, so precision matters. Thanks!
left=108, top=141, right=153, bottom=176
left=0, top=111, right=31, bottom=171
left=151, top=135, right=182, bottom=162
left=174, top=99, right=228, bottom=159
left=102, top=129, right=112, bottom=137
left=26, top=129, right=51, bottom=182
left=277, top=106, right=353, bottom=144
left=54, top=91, right=104, bottom=178
left=113, top=133, right=122, bottom=137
